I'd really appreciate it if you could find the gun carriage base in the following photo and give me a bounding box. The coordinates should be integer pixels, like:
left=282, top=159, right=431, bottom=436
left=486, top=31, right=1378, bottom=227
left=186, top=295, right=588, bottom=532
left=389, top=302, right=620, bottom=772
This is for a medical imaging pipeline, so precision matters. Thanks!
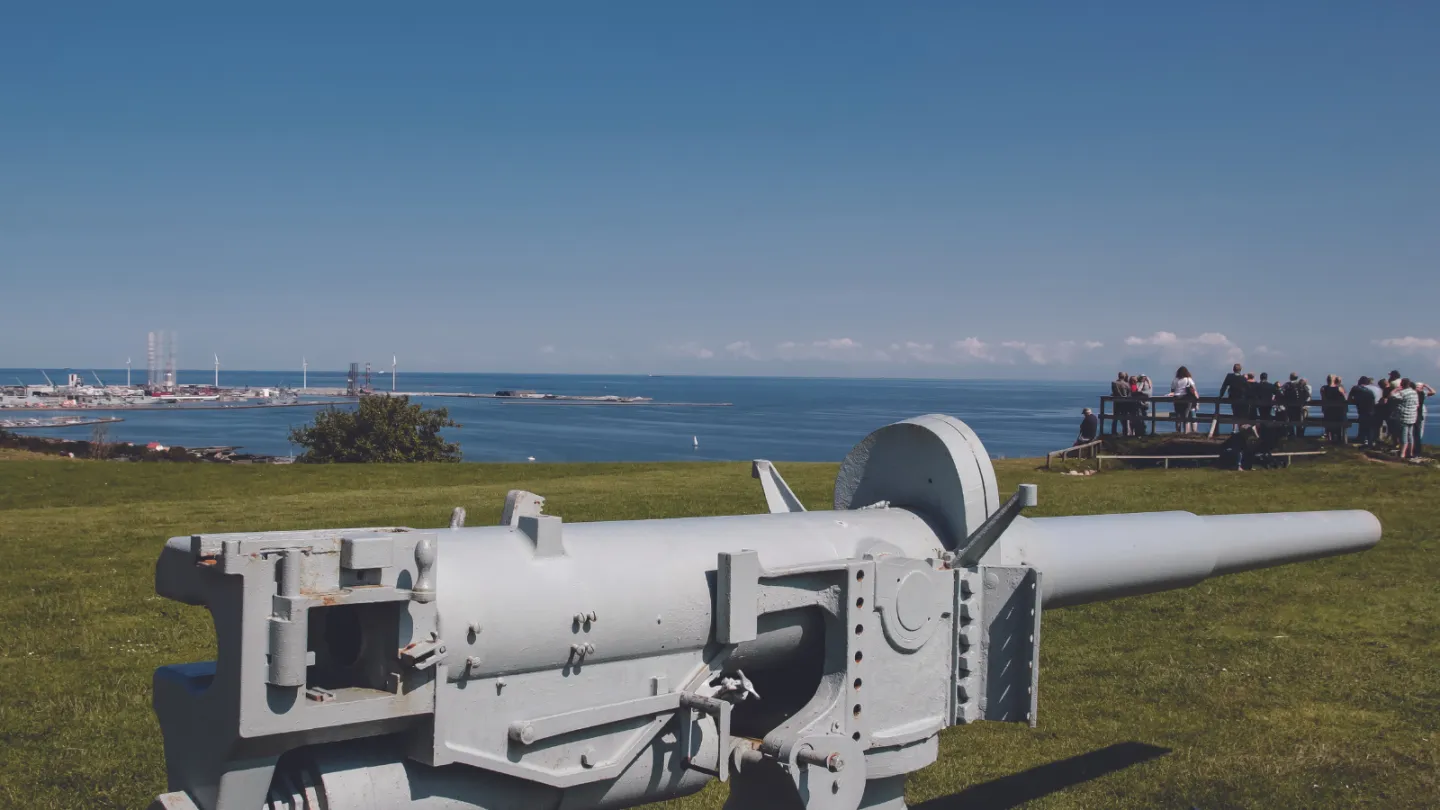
left=148, top=415, right=1379, bottom=810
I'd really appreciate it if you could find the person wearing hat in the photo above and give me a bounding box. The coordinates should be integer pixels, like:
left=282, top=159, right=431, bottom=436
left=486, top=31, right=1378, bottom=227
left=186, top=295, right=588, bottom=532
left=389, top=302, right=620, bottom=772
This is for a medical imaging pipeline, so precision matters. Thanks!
left=1076, top=407, right=1099, bottom=445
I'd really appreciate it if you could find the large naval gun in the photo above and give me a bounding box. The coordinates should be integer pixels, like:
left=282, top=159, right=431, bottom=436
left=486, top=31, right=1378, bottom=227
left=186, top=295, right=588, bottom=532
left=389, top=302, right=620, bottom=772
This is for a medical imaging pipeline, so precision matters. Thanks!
left=149, top=415, right=1379, bottom=810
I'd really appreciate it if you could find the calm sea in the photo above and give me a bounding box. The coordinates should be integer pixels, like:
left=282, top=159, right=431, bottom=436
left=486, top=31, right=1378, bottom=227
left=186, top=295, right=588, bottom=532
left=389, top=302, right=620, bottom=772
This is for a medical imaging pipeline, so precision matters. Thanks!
left=2, top=371, right=1100, bottom=462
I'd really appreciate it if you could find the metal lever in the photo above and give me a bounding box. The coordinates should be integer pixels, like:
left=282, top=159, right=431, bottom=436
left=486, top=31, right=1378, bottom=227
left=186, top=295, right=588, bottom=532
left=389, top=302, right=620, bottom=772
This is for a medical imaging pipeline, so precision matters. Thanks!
left=752, top=460, right=806, bottom=514
left=955, top=484, right=1037, bottom=567
left=678, top=693, right=734, bottom=781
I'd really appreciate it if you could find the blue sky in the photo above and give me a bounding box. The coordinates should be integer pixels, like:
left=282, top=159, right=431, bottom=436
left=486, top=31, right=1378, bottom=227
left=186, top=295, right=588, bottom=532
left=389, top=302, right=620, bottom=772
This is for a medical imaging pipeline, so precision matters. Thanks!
left=3, top=3, right=1438, bottom=381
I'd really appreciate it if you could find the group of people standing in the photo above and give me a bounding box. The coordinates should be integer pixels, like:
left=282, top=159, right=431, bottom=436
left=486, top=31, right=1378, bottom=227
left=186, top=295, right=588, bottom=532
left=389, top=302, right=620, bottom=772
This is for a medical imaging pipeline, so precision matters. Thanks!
left=1080, top=364, right=1432, bottom=458
left=1217, top=365, right=1432, bottom=457
left=1339, top=372, right=1433, bottom=458
left=1102, top=371, right=1159, bottom=437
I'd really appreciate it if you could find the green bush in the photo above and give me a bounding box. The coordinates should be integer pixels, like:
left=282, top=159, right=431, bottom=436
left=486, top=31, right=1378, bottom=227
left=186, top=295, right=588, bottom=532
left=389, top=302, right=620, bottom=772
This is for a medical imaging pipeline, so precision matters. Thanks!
left=288, top=395, right=461, bottom=463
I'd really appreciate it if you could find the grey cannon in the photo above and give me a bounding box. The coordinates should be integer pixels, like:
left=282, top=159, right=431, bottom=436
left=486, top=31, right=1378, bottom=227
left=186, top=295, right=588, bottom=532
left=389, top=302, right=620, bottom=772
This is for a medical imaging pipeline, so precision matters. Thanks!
left=148, top=415, right=1379, bottom=810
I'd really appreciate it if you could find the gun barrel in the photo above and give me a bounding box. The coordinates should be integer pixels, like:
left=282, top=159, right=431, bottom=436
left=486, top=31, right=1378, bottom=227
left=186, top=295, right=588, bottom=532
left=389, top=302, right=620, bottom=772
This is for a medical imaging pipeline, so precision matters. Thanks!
left=1002, top=509, right=1380, bottom=609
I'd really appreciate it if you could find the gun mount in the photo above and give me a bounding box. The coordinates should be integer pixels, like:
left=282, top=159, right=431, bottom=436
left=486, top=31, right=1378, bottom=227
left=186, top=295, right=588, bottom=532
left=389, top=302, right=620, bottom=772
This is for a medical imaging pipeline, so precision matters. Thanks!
left=148, top=415, right=1379, bottom=810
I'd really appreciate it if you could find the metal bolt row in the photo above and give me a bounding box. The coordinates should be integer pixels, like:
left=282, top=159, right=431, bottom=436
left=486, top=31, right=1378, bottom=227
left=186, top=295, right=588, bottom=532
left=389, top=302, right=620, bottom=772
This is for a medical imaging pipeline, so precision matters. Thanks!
left=955, top=571, right=978, bottom=723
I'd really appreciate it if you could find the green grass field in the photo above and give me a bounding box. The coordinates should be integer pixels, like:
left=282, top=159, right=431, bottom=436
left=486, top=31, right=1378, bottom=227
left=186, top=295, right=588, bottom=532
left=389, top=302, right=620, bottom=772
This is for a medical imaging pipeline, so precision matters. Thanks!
left=0, top=454, right=1435, bottom=809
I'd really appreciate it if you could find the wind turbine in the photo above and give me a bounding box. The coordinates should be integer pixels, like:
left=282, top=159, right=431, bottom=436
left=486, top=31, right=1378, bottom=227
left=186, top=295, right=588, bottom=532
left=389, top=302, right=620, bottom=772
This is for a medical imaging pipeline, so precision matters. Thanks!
left=302, top=357, right=307, bottom=391
left=392, top=355, right=397, bottom=392
left=126, top=357, right=132, bottom=387
left=213, top=354, right=220, bottom=389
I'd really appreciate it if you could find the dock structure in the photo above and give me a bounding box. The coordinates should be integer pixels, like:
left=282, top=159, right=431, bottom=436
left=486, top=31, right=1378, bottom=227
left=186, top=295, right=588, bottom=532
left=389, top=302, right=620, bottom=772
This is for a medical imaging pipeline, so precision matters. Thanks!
left=0, top=415, right=125, bottom=430
left=376, top=390, right=734, bottom=407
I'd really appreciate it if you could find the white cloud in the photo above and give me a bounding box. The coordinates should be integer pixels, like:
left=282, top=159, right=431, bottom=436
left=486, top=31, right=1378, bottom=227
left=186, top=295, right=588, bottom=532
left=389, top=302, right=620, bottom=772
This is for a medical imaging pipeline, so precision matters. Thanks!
left=957, top=338, right=1106, bottom=366
left=890, top=341, right=940, bottom=363
left=953, top=337, right=996, bottom=362
left=705, top=335, right=1103, bottom=367
left=773, top=338, right=865, bottom=361
left=1376, top=337, right=1440, bottom=368
left=1123, top=331, right=1244, bottom=364
left=724, top=340, right=758, bottom=360
left=538, top=345, right=556, bottom=354
left=1377, top=337, right=1440, bottom=351
left=665, top=342, right=714, bottom=359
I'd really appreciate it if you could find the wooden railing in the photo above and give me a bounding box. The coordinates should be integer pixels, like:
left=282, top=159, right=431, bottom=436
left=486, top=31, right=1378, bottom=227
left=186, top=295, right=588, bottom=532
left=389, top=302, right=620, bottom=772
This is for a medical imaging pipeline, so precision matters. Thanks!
left=1098, top=395, right=1360, bottom=442
left=1045, top=439, right=1102, bottom=469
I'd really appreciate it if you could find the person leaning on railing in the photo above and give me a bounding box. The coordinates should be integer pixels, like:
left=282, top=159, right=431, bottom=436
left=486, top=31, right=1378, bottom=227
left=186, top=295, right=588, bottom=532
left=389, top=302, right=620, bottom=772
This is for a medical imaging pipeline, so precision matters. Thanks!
left=1350, top=377, right=1380, bottom=447
left=1320, top=375, right=1348, bottom=444
left=1109, top=372, right=1132, bottom=435
left=1281, top=373, right=1312, bottom=438
left=1217, top=363, right=1248, bottom=431
left=1377, top=379, right=1398, bottom=444
left=1250, top=373, right=1281, bottom=421
left=1169, top=366, right=1198, bottom=434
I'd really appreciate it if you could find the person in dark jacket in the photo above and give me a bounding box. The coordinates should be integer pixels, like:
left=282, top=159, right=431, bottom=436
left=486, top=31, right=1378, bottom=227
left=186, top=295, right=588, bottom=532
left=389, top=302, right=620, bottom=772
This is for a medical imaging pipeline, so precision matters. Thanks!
left=1076, top=407, right=1099, bottom=445
left=1349, top=376, right=1380, bottom=446
left=1378, top=379, right=1398, bottom=445
left=1219, top=425, right=1255, bottom=470
left=1281, top=373, right=1307, bottom=437
left=1109, top=372, right=1131, bottom=435
left=1218, top=363, right=1248, bottom=430
left=1250, top=373, right=1280, bottom=421
left=1320, top=375, right=1348, bottom=444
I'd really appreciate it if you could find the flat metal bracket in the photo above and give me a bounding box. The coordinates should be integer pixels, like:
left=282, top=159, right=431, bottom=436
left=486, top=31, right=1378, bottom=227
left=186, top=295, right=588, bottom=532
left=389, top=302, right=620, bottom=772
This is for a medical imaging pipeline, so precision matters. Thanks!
left=508, top=692, right=681, bottom=746
left=716, top=550, right=760, bottom=644
left=518, top=514, right=565, bottom=558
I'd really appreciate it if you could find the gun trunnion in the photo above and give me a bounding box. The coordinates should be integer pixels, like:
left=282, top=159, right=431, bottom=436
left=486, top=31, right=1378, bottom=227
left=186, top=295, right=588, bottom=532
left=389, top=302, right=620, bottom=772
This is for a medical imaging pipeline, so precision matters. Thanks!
left=148, top=415, right=1379, bottom=810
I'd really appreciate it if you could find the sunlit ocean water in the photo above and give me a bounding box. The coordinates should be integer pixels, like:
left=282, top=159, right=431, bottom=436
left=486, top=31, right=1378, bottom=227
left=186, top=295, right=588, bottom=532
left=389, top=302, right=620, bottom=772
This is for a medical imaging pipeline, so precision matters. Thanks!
left=2, top=371, right=1099, bottom=462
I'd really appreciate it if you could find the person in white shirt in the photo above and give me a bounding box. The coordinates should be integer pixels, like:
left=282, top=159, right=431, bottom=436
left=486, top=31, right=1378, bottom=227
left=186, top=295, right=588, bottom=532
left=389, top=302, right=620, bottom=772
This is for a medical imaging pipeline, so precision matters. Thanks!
left=1169, top=366, right=1198, bottom=434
